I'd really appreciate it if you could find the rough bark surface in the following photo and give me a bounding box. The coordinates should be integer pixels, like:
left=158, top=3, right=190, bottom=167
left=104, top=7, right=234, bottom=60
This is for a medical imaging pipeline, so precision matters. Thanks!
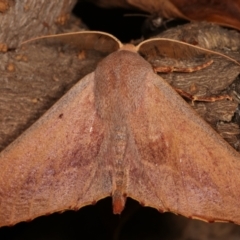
left=0, top=0, right=77, bottom=48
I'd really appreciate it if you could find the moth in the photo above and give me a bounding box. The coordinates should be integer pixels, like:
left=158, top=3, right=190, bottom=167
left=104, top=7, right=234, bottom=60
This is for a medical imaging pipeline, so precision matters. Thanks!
left=0, top=31, right=240, bottom=227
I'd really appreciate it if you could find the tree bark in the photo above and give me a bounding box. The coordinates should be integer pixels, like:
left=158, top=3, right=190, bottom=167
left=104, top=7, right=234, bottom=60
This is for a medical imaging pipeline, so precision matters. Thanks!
left=0, top=0, right=77, bottom=48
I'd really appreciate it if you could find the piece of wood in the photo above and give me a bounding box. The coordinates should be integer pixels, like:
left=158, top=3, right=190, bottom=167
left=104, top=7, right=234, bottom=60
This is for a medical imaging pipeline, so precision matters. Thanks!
left=0, top=0, right=78, bottom=48
left=0, top=31, right=240, bottom=227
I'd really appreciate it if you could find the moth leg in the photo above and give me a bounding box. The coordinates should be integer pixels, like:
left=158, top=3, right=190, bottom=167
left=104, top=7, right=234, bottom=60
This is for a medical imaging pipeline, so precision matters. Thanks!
left=153, top=59, right=213, bottom=73
left=175, top=88, right=232, bottom=102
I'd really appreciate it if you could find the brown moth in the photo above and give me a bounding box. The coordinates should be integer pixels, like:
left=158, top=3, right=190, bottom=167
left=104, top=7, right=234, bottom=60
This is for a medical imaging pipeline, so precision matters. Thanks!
left=0, top=31, right=240, bottom=227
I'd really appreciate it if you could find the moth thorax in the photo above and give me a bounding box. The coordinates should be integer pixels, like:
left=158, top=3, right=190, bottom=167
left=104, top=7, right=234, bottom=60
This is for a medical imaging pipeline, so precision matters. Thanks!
left=94, top=50, right=152, bottom=119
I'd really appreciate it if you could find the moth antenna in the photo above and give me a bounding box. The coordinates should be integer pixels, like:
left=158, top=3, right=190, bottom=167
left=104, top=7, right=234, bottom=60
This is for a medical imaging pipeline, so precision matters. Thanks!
left=21, top=31, right=123, bottom=54
left=137, top=38, right=240, bottom=66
